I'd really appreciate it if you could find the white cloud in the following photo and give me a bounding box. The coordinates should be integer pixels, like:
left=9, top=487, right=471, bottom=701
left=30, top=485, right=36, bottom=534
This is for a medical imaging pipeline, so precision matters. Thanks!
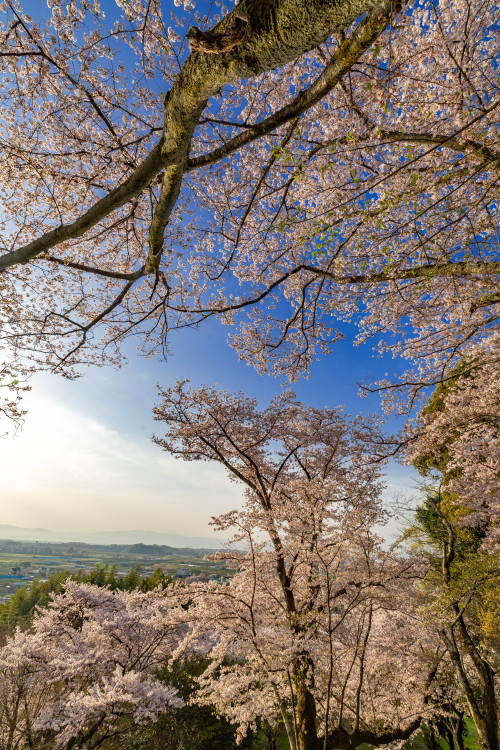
left=0, top=386, right=241, bottom=535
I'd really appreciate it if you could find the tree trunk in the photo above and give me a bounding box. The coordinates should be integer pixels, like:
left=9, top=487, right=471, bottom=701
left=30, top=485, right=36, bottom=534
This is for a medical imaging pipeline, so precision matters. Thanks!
left=451, top=714, right=466, bottom=750
left=440, top=623, right=499, bottom=750
left=435, top=509, right=499, bottom=750
left=423, top=723, right=437, bottom=750
left=475, top=711, right=500, bottom=750
left=442, top=724, right=455, bottom=750
left=262, top=721, right=278, bottom=750
left=294, top=659, right=319, bottom=750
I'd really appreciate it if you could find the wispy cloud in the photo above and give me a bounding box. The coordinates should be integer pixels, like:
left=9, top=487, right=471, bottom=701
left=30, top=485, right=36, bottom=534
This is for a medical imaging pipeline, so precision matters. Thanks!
left=1, top=386, right=241, bottom=535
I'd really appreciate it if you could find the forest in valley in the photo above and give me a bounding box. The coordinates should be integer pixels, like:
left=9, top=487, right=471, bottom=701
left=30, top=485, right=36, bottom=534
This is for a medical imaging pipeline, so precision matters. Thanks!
left=0, top=0, right=498, bottom=749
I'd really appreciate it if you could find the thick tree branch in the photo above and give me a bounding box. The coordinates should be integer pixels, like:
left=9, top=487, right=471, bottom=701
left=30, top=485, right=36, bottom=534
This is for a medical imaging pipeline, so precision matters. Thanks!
left=43, top=255, right=145, bottom=281
left=378, top=129, right=500, bottom=166
left=0, top=142, right=164, bottom=272
left=303, top=260, right=500, bottom=285
left=144, top=0, right=396, bottom=277
left=325, top=716, right=422, bottom=749
left=0, top=0, right=394, bottom=276
left=187, top=8, right=396, bottom=173
left=164, top=260, right=500, bottom=320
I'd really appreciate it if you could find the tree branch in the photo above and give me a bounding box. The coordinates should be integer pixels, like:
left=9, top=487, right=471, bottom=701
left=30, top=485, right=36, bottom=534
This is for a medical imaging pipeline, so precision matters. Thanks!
left=187, top=8, right=397, bottom=173
left=0, top=0, right=399, bottom=286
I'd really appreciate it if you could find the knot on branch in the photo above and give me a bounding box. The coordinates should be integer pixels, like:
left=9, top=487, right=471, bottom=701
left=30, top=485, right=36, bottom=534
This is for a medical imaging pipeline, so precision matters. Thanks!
left=187, top=15, right=248, bottom=54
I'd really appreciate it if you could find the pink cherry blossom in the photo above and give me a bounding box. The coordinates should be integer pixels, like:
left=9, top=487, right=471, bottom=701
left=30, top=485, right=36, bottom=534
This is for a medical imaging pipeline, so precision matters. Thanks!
left=0, top=581, right=186, bottom=750
left=0, top=0, right=496, bottom=423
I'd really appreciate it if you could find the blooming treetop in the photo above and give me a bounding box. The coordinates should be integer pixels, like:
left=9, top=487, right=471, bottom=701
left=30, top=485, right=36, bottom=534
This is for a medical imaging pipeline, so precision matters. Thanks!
left=0, top=0, right=497, bottom=424
left=187, top=555, right=441, bottom=750
left=0, top=581, right=185, bottom=750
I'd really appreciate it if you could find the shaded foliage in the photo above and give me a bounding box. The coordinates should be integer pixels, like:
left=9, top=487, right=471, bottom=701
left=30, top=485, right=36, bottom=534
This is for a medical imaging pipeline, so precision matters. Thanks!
left=122, top=657, right=254, bottom=750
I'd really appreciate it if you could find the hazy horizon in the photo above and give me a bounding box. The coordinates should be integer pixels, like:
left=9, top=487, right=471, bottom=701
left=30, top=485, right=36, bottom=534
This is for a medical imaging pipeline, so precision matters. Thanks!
left=0, top=522, right=227, bottom=549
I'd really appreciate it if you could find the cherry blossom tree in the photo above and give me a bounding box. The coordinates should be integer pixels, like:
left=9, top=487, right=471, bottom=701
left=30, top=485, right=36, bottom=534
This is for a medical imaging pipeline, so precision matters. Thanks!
left=153, top=382, right=442, bottom=750
left=0, top=0, right=497, bottom=422
left=0, top=651, right=51, bottom=750
left=0, top=581, right=185, bottom=750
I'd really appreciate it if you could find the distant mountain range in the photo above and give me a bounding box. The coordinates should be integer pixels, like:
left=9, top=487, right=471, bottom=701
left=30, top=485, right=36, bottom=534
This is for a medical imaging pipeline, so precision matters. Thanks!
left=0, top=524, right=225, bottom=549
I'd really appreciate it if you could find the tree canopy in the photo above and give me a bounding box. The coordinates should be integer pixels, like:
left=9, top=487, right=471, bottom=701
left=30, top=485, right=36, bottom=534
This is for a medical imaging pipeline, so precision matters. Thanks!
left=0, top=0, right=498, bottom=424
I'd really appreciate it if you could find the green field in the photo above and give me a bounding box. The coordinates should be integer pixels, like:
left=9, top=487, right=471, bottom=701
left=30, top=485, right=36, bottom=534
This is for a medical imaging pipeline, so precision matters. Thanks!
left=0, top=538, right=232, bottom=601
